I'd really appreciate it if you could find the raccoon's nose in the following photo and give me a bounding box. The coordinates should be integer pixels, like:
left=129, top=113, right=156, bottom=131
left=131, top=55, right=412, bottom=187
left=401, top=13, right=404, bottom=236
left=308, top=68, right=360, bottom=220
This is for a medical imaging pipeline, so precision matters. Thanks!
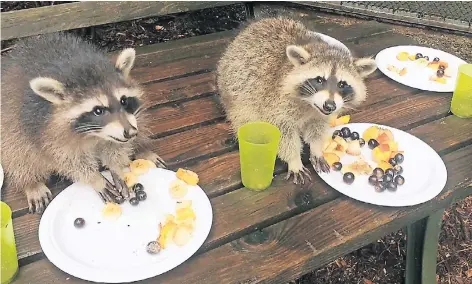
left=323, top=100, right=337, bottom=113
left=123, top=127, right=138, bottom=139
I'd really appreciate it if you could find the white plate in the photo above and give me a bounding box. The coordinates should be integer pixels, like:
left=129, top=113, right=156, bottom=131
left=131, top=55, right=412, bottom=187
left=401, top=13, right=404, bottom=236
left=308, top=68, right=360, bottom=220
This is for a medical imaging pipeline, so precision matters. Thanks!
left=376, top=45, right=468, bottom=92
left=39, top=168, right=213, bottom=283
left=317, top=123, right=447, bottom=207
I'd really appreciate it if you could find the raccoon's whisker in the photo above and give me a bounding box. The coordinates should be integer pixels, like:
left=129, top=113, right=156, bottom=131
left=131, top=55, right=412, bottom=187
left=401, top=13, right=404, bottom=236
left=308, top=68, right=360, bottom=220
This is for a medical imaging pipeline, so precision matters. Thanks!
left=299, top=84, right=314, bottom=95
left=305, top=80, right=317, bottom=93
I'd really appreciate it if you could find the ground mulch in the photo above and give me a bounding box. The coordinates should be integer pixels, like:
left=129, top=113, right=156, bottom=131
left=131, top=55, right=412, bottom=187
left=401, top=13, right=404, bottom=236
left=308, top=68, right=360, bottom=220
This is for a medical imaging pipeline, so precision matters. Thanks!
left=1, top=2, right=471, bottom=284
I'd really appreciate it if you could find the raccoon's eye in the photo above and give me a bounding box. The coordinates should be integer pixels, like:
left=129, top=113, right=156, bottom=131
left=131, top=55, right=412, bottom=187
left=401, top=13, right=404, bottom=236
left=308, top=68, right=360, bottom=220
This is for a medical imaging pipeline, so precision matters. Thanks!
left=120, top=96, right=128, bottom=107
left=338, top=81, right=349, bottom=89
left=315, top=76, right=325, bottom=84
left=93, top=106, right=105, bottom=116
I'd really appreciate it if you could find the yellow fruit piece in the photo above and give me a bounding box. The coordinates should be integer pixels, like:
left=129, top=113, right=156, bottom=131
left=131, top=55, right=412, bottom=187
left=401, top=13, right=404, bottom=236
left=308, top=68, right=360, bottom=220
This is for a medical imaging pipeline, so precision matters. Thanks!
left=362, top=126, right=380, bottom=142
left=176, top=168, right=199, bottom=186
left=323, top=152, right=340, bottom=166
left=408, top=54, right=416, bottom=61
left=372, top=147, right=391, bottom=163
left=178, top=218, right=196, bottom=231
left=325, top=141, right=338, bottom=153
left=146, top=160, right=157, bottom=168
left=123, top=172, right=138, bottom=187
left=329, top=116, right=337, bottom=127
left=102, top=202, right=122, bottom=220
left=169, top=180, right=189, bottom=199
left=435, top=77, right=447, bottom=84
left=341, top=157, right=373, bottom=175
left=377, top=161, right=393, bottom=171
left=399, top=68, right=407, bottom=76
left=387, top=141, right=399, bottom=152
left=173, top=225, right=193, bottom=247
left=158, top=221, right=178, bottom=249
left=130, top=159, right=152, bottom=175
left=346, top=140, right=361, bottom=156
left=176, top=200, right=193, bottom=211
left=396, top=52, right=409, bottom=61
left=176, top=207, right=196, bottom=223
left=333, top=136, right=348, bottom=152
left=164, top=214, right=175, bottom=224
left=330, top=115, right=351, bottom=127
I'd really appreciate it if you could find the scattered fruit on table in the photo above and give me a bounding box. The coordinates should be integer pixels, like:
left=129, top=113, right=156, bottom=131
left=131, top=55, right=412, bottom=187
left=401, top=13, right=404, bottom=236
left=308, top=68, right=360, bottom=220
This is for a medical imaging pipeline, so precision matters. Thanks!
left=332, top=162, right=343, bottom=171
left=156, top=199, right=196, bottom=250
left=123, top=172, right=138, bottom=188
left=146, top=241, right=161, bottom=254
left=372, top=168, right=384, bottom=178
left=136, top=190, right=147, bottom=201
left=130, top=159, right=156, bottom=176
left=74, top=217, right=85, bottom=228
left=133, top=183, right=144, bottom=192
left=394, top=165, right=403, bottom=175
left=368, top=175, right=378, bottom=185
left=176, top=168, right=199, bottom=186
left=394, top=175, right=405, bottom=185
left=129, top=197, right=139, bottom=206
left=391, top=51, right=452, bottom=84
left=323, top=152, right=341, bottom=166
left=329, top=115, right=351, bottom=127
left=385, top=168, right=396, bottom=177
left=343, top=172, right=355, bottom=184
left=169, top=179, right=189, bottom=199
left=341, top=157, right=373, bottom=176
left=102, top=202, right=122, bottom=220
left=346, top=139, right=361, bottom=156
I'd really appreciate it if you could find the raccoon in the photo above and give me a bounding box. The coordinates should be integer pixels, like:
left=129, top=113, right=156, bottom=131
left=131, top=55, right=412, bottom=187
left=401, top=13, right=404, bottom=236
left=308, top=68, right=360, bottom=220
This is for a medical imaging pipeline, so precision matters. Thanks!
left=216, top=18, right=377, bottom=184
left=1, top=33, right=166, bottom=213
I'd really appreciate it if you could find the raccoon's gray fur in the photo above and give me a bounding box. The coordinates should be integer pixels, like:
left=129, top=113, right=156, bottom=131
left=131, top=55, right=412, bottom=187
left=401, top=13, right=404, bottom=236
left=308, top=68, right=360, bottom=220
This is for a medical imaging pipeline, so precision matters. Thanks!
left=1, top=33, right=165, bottom=213
left=216, top=18, right=377, bottom=184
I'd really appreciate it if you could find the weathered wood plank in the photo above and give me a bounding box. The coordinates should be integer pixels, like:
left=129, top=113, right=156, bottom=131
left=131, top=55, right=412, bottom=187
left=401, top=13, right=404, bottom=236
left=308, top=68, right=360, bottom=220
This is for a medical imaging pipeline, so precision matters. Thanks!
left=145, top=96, right=224, bottom=137
left=13, top=144, right=472, bottom=283
left=1, top=1, right=241, bottom=41
left=129, top=23, right=412, bottom=84
left=143, top=73, right=217, bottom=107
left=11, top=94, right=470, bottom=262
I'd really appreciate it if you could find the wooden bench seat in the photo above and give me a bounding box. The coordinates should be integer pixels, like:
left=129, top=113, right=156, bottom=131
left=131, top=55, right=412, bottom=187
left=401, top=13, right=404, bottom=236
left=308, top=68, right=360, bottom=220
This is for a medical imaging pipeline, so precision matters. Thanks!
left=2, top=2, right=471, bottom=284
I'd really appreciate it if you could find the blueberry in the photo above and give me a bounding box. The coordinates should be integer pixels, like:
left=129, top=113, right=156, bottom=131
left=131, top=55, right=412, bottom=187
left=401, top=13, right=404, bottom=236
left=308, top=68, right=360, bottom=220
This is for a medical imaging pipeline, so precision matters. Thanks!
left=341, top=127, right=351, bottom=138
left=350, top=131, right=360, bottom=140
left=74, top=218, right=85, bottom=228
left=137, top=190, right=147, bottom=201
left=133, top=183, right=144, bottom=192
left=129, top=197, right=139, bottom=206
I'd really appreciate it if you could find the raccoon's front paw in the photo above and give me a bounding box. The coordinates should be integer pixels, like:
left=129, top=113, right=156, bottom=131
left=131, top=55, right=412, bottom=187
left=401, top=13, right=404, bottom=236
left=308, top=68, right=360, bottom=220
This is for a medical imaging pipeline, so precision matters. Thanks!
left=25, top=184, right=53, bottom=214
left=310, top=156, right=330, bottom=173
left=285, top=159, right=312, bottom=185
left=135, top=151, right=167, bottom=169
left=110, top=170, right=130, bottom=199
left=91, top=176, right=121, bottom=203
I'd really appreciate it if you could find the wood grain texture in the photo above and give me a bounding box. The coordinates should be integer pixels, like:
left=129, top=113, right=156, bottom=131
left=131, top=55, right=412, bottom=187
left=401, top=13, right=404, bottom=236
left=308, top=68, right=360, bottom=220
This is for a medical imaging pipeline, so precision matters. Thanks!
left=13, top=144, right=472, bottom=284
left=145, top=96, right=224, bottom=137
left=1, top=1, right=240, bottom=41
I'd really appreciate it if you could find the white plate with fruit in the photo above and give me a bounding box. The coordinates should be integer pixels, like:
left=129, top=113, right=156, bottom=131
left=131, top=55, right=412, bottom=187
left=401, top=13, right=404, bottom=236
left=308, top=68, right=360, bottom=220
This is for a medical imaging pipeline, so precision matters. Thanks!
left=39, top=160, right=212, bottom=283
left=319, top=117, right=447, bottom=207
left=376, top=45, right=468, bottom=92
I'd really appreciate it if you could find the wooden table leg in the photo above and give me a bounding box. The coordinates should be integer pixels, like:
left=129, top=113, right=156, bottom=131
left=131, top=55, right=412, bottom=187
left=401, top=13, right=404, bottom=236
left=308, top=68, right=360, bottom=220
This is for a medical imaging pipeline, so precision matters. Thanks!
left=405, top=208, right=445, bottom=284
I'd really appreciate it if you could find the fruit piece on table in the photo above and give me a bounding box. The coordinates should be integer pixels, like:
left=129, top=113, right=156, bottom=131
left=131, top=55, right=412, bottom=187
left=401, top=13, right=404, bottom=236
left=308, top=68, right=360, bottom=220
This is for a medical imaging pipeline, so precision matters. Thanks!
left=346, top=140, right=361, bottom=156
left=377, top=160, right=393, bottom=171
left=123, top=172, right=138, bottom=188
left=164, top=214, right=176, bottom=224
left=158, top=221, right=178, bottom=249
left=130, top=159, right=152, bottom=175
left=377, top=128, right=394, bottom=144
left=408, top=54, right=416, bottom=61
left=387, top=65, right=399, bottom=73
left=396, top=52, right=409, bottom=61
left=372, top=147, right=391, bottom=163
left=362, top=126, right=380, bottom=142
left=399, top=68, right=407, bottom=76
left=324, top=141, right=338, bottom=153
left=176, top=200, right=193, bottom=211
left=176, top=207, right=196, bottom=223
left=173, top=225, right=193, bottom=246
left=333, top=136, right=348, bottom=152
left=176, top=168, right=199, bottom=186
left=102, top=202, right=122, bottom=220
left=387, top=141, right=399, bottom=152
left=330, top=115, right=351, bottom=127
left=341, top=157, right=373, bottom=175
left=323, top=152, right=340, bottom=166
left=169, top=180, right=189, bottom=199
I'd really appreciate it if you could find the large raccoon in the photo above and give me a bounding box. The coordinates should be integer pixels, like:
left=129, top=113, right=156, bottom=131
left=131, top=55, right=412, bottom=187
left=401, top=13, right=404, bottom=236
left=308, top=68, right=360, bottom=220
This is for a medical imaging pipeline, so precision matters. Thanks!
left=1, top=33, right=166, bottom=213
left=216, top=18, right=377, bottom=184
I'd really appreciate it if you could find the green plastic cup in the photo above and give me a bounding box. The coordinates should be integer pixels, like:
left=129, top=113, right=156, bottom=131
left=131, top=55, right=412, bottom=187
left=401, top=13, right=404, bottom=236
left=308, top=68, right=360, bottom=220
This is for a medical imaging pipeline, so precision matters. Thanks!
left=450, top=64, right=472, bottom=118
left=1, top=201, right=19, bottom=284
left=237, top=121, right=281, bottom=191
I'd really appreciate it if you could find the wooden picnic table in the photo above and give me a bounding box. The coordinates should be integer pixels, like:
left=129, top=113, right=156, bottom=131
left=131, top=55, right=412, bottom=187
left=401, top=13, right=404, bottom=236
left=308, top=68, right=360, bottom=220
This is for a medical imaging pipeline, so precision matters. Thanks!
left=2, top=4, right=472, bottom=284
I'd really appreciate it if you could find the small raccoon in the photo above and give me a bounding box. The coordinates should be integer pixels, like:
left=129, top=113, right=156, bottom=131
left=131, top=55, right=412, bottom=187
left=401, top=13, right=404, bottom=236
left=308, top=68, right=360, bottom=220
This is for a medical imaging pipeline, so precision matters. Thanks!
left=216, top=18, right=377, bottom=184
left=1, top=33, right=166, bottom=213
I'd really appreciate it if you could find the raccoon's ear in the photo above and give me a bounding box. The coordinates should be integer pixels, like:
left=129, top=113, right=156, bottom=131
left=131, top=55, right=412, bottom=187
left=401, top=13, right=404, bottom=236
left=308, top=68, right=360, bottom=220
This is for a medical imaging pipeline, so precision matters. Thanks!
left=115, top=48, right=136, bottom=78
left=29, top=77, right=66, bottom=105
left=286, top=45, right=311, bottom=66
left=354, top=57, right=377, bottom=77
